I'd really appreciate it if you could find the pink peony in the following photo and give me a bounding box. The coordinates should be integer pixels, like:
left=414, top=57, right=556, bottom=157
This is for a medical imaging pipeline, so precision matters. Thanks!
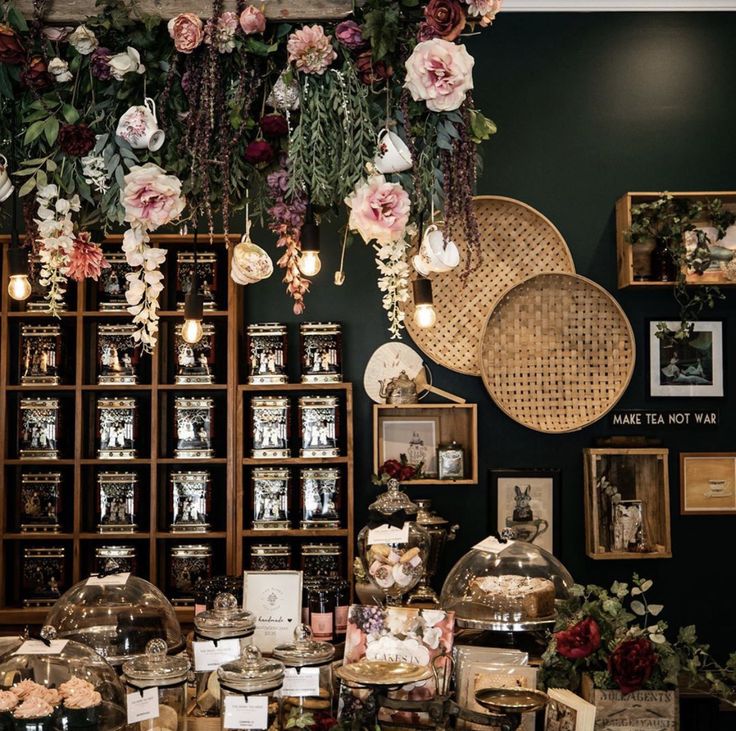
left=239, top=5, right=266, bottom=35
left=465, top=0, right=502, bottom=26
left=205, top=11, right=238, bottom=53
left=345, top=174, right=411, bottom=245
left=287, top=24, right=337, bottom=75
left=120, top=163, right=185, bottom=231
left=66, top=232, right=110, bottom=282
left=335, top=20, right=366, bottom=50
left=167, top=13, right=204, bottom=54
left=404, top=38, right=474, bottom=112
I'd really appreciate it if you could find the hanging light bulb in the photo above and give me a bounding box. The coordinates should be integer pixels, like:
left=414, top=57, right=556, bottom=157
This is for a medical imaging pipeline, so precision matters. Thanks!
left=413, top=277, right=437, bottom=329
left=7, top=240, right=31, bottom=301
left=181, top=275, right=204, bottom=344
left=298, top=202, right=321, bottom=276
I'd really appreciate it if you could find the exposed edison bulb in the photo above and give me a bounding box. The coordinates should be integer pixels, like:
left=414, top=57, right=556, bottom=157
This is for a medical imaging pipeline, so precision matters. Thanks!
left=181, top=317, right=204, bottom=345
left=8, top=274, right=32, bottom=301
left=414, top=303, right=437, bottom=329
left=298, top=250, right=322, bottom=277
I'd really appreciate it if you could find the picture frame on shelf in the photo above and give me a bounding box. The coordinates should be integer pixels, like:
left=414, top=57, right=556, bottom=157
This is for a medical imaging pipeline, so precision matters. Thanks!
left=680, top=452, right=736, bottom=515
left=379, top=417, right=439, bottom=477
left=648, top=320, right=724, bottom=398
left=489, top=469, right=560, bottom=556
left=583, top=448, right=672, bottom=560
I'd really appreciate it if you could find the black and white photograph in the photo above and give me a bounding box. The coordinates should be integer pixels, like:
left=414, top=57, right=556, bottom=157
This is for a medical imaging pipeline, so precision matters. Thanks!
left=649, top=320, right=724, bottom=397
left=380, top=417, right=439, bottom=477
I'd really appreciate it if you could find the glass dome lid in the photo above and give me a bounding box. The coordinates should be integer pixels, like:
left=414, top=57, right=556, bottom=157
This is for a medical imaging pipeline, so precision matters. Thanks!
left=440, top=535, right=574, bottom=631
left=0, top=626, right=126, bottom=731
left=217, top=646, right=284, bottom=694
left=272, top=625, right=334, bottom=668
left=122, top=639, right=189, bottom=688
left=44, top=574, right=183, bottom=666
left=194, top=593, right=255, bottom=640
left=369, top=479, right=418, bottom=516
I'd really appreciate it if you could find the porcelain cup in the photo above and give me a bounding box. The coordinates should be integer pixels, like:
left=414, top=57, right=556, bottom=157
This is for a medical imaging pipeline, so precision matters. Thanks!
left=0, top=155, right=14, bottom=203
left=374, top=127, right=412, bottom=174
left=415, top=224, right=460, bottom=274
left=116, top=98, right=165, bottom=151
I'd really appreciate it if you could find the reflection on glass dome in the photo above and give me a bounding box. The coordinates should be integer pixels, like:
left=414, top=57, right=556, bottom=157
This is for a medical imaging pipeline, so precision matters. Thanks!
left=440, top=536, right=574, bottom=631
left=44, top=575, right=183, bottom=666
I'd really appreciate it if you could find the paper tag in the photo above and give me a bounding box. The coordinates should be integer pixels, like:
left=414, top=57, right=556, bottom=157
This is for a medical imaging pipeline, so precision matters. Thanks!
left=126, top=688, right=160, bottom=724
left=367, top=523, right=409, bottom=545
left=87, top=572, right=131, bottom=586
left=474, top=536, right=515, bottom=554
left=13, top=640, right=68, bottom=656
left=193, top=639, right=241, bottom=671
left=223, top=695, right=269, bottom=729
left=280, top=667, right=320, bottom=697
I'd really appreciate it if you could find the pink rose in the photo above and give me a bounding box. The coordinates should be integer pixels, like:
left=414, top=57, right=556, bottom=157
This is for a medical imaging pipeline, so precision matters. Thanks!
left=345, top=174, right=411, bottom=245
left=239, top=5, right=266, bottom=35
left=404, top=38, right=474, bottom=112
left=120, top=163, right=185, bottom=231
left=465, top=0, right=502, bottom=26
left=167, top=13, right=204, bottom=54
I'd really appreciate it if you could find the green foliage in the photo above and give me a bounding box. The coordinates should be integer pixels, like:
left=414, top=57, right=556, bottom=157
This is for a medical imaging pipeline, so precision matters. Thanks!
left=362, top=4, right=402, bottom=62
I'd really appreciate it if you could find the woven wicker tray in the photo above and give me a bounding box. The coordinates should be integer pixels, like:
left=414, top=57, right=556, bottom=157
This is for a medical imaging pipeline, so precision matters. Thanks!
left=404, top=196, right=575, bottom=376
left=480, top=273, right=636, bottom=433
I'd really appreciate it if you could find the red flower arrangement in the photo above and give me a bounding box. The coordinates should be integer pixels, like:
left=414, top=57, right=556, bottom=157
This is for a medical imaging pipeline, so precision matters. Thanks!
left=609, top=637, right=658, bottom=695
left=58, top=124, right=96, bottom=157
left=554, top=617, right=602, bottom=660
left=0, top=23, right=25, bottom=64
left=244, top=139, right=275, bottom=165
left=372, top=456, right=423, bottom=485
left=259, top=114, right=288, bottom=138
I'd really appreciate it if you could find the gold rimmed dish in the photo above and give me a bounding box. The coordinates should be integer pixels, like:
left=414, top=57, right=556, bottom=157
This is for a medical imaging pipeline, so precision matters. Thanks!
left=336, top=660, right=432, bottom=687
left=474, top=687, right=548, bottom=715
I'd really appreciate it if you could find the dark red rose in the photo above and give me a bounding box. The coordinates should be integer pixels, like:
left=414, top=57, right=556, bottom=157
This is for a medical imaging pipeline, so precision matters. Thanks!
left=0, top=23, right=25, bottom=65
left=21, top=56, right=53, bottom=90
left=355, top=49, right=393, bottom=87
left=90, top=47, right=112, bottom=80
left=423, top=0, right=466, bottom=41
left=335, top=20, right=366, bottom=51
left=380, top=459, right=402, bottom=479
left=555, top=617, right=602, bottom=660
left=398, top=465, right=416, bottom=481
left=244, top=139, right=275, bottom=165
left=259, top=113, right=288, bottom=138
left=609, top=637, right=658, bottom=695
left=58, top=123, right=96, bottom=157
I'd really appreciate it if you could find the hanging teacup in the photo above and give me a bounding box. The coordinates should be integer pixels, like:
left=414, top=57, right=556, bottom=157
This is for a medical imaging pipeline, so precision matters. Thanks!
left=116, top=98, right=165, bottom=152
left=230, top=223, right=274, bottom=286
left=374, top=127, right=413, bottom=175
left=0, top=155, right=14, bottom=203
left=413, top=223, right=459, bottom=275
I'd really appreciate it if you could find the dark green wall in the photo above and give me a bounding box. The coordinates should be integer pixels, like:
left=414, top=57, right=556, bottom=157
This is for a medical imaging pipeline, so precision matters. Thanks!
left=255, top=11, right=736, bottom=652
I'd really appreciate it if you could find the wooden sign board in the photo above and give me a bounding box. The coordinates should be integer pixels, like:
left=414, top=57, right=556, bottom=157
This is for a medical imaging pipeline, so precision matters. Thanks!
left=14, top=0, right=355, bottom=22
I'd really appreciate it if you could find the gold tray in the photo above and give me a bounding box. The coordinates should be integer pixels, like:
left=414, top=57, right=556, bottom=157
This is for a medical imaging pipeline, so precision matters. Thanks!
left=336, top=659, right=432, bottom=687
left=475, top=687, right=549, bottom=715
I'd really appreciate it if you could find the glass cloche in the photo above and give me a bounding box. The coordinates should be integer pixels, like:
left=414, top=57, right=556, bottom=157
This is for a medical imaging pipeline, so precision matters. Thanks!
left=0, top=626, right=126, bottom=731
left=440, top=535, right=574, bottom=631
left=44, top=574, right=184, bottom=666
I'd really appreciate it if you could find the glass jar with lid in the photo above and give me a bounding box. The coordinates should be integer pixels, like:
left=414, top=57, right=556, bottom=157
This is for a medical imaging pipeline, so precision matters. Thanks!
left=274, top=625, right=335, bottom=731
left=192, top=593, right=256, bottom=717
left=122, top=639, right=189, bottom=731
left=357, top=478, right=430, bottom=606
left=217, top=646, right=284, bottom=731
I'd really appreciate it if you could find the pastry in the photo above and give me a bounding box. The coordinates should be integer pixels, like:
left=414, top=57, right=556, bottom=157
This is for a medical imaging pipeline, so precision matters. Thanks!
left=462, top=575, right=555, bottom=621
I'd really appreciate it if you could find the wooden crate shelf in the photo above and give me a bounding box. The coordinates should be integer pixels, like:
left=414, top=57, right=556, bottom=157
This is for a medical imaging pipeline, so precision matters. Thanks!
left=616, top=191, right=736, bottom=288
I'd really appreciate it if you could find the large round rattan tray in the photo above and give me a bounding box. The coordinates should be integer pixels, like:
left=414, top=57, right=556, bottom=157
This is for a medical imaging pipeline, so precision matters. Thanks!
left=404, top=196, right=575, bottom=376
left=480, top=272, right=635, bottom=433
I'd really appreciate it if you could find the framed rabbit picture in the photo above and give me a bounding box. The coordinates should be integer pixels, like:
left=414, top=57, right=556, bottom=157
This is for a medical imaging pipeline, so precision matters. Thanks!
left=489, top=469, right=561, bottom=556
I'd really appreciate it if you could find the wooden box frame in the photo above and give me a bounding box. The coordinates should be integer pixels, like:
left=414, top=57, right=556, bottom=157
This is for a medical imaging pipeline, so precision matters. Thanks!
left=583, top=447, right=672, bottom=560
left=680, top=452, right=736, bottom=516
left=615, top=191, right=736, bottom=289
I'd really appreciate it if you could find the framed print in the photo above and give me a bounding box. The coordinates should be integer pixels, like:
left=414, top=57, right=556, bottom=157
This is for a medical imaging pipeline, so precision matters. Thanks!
left=380, top=417, right=439, bottom=477
left=583, top=448, right=672, bottom=560
left=489, top=469, right=560, bottom=556
left=648, top=320, right=724, bottom=397
left=680, top=452, right=736, bottom=515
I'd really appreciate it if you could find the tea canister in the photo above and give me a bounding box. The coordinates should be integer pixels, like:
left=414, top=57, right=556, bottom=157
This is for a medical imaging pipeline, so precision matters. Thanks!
left=246, top=324, right=288, bottom=385
left=97, top=324, right=139, bottom=385
left=22, top=546, right=66, bottom=606
left=170, top=470, right=211, bottom=533
left=300, top=543, right=343, bottom=584
left=251, top=397, right=290, bottom=459
left=298, top=396, right=339, bottom=458
left=177, top=250, right=218, bottom=311
left=20, top=324, right=61, bottom=385
left=19, top=472, right=62, bottom=532
left=97, top=471, right=138, bottom=532
left=252, top=468, right=290, bottom=530
left=99, top=251, right=132, bottom=311
left=97, top=397, right=138, bottom=459
left=170, top=544, right=213, bottom=605
left=274, top=625, right=335, bottom=731
left=217, top=646, right=284, bottom=731
left=193, top=593, right=256, bottom=717
left=19, top=398, right=60, bottom=459
left=300, top=468, right=340, bottom=529
left=175, top=397, right=214, bottom=459
left=123, top=638, right=189, bottom=731
left=299, top=322, right=342, bottom=384
left=96, top=545, right=137, bottom=575
left=250, top=544, right=291, bottom=572
left=175, top=322, right=216, bottom=384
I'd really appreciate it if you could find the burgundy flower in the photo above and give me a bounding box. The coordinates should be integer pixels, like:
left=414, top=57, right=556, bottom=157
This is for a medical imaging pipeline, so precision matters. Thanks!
left=555, top=617, right=602, bottom=660
left=58, top=123, right=96, bottom=157
left=423, top=0, right=467, bottom=41
left=21, top=56, right=53, bottom=90
left=355, top=49, right=393, bottom=87
left=335, top=20, right=366, bottom=51
left=259, top=113, right=288, bottom=138
left=0, top=23, right=25, bottom=65
left=398, top=465, right=416, bottom=481
left=609, top=638, right=658, bottom=695
left=90, top=47, right=112, bottom=80
left=244, top=139, right=274, bottom=165
left=379, top=459, right=402, bottom=479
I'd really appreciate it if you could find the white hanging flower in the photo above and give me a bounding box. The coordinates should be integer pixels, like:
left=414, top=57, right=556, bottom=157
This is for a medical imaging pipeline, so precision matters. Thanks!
left=68, top=25, right=98, bottom=55
left=108, top=47, right=146, bottom=81
left=48, top=57, right=73, bottom=83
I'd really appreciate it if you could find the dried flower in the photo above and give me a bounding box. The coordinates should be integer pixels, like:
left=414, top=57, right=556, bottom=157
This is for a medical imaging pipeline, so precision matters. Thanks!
left=90, top=47, right=112, bottom=80
left=204, top=11, right=238, bottom=54
left=423, top=0, right=467, bottom=41
left=58, top=124, right=96, bottom=157
left=108, top=47, right=146, bottom=81
left=48, top=57, right=73, bottom=83
left=244, top=139, right=275, bottom=165
left=355, top=49, right=393, bottom=86
left=239, top=5, right=266, bottom=35
left=345, top=173, right=411, bottom=245
left=121, top=163, right=185, bottom=230
left=21, top=56, right=53, bottom=90
left=42, top=26, right=74, bottom=42
left=259, top=113, right=288, bottom=138
left=335, top=20, right=366, bottom=51
left=287, top=24, right=337, bottom=75
left=0, top=23, right=25, bottom=65
left=465, top=0, right=503, bottom=26
left=69, top=25, right=98, bottom=55
left=66, top=232, right=110, bottom=281
left=168, top=13, right=204, bottom=53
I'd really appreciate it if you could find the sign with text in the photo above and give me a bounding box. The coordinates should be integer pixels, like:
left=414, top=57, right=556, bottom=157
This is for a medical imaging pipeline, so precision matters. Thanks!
left=242, top=571, right=302, bottom=654
left=609, top=410, right=719, bottom=429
